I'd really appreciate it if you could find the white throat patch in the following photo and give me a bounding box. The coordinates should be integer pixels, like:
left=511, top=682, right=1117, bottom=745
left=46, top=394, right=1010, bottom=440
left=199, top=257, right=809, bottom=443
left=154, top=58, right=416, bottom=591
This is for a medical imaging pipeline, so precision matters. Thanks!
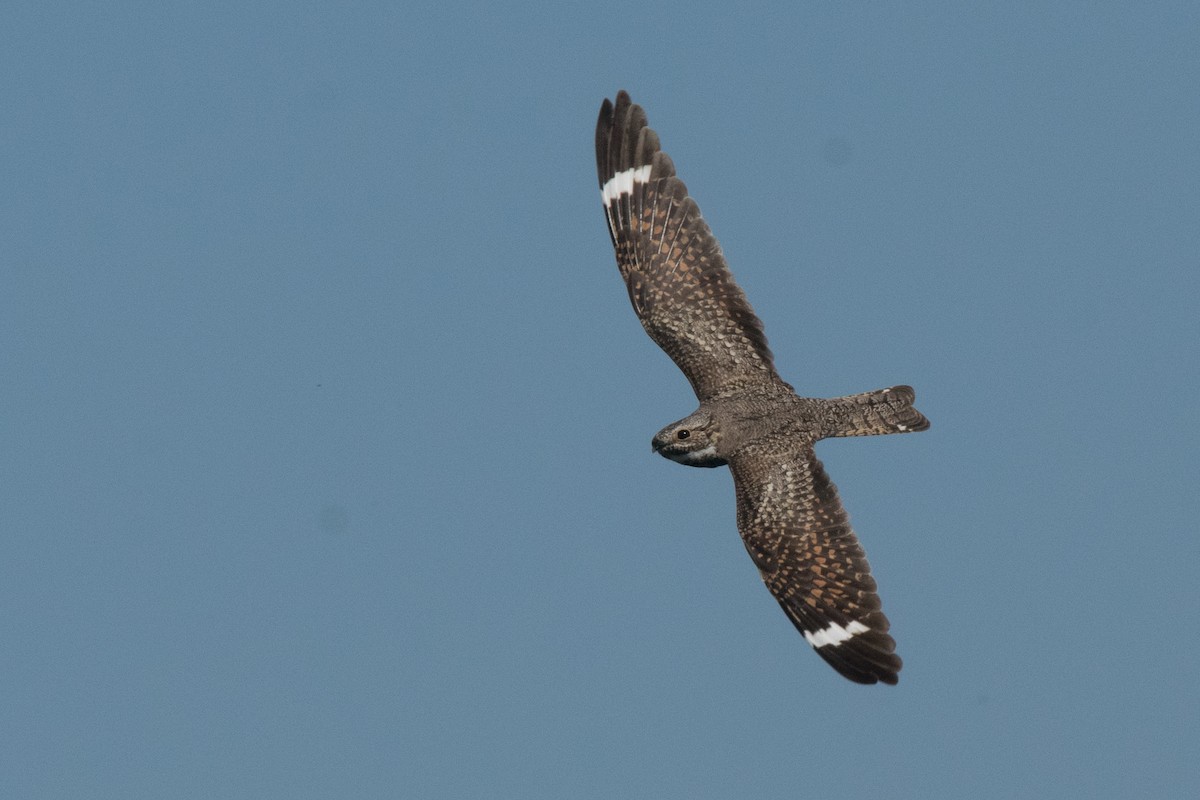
left=674, top=443, right=718, bottom=465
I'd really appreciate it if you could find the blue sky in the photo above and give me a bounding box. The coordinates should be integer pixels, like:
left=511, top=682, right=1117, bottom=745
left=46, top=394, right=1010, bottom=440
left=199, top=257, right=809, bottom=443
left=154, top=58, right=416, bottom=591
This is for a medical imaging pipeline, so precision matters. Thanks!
left=3, top=3, right=1198, bottom=798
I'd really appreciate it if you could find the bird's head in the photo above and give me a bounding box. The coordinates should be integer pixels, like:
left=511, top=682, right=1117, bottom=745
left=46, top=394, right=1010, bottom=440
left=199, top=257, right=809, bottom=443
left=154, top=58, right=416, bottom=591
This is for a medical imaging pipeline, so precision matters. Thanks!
left=651, top=411, right=726, bottom=468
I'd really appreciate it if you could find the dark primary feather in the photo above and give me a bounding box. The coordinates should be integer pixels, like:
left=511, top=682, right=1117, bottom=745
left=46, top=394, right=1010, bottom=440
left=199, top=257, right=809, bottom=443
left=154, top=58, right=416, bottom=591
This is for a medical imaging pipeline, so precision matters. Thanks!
left=596, top=91, right=781, bottom=401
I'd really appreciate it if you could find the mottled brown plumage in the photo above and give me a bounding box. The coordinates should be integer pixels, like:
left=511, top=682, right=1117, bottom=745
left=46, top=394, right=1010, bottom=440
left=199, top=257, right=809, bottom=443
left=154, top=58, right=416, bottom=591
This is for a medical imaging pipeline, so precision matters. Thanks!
left=596, top=91, right=929, bottom=685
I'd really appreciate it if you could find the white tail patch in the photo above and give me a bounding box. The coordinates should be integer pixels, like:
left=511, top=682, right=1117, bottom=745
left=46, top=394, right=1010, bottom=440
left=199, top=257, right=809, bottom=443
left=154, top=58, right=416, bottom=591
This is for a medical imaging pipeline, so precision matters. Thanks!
left=803, top=620, right=869, bottom=649
left=601, top=165, right=652, bottom=204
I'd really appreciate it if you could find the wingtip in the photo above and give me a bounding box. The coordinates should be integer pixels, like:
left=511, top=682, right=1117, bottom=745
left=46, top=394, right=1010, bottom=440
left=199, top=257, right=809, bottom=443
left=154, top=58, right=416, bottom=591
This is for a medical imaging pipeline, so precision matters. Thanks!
left=816, top=641, right=903, bottom=686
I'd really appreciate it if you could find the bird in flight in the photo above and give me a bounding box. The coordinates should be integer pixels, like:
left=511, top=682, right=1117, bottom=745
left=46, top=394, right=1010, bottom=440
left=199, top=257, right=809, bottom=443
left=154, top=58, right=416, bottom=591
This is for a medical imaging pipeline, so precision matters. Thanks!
left=595, top=91, right=929, bottom=685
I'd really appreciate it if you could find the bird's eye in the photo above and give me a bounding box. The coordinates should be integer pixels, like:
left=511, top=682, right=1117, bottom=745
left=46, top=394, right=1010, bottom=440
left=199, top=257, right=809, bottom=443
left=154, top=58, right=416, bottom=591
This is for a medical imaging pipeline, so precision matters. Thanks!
left=677, top=429, right=690, bottom=440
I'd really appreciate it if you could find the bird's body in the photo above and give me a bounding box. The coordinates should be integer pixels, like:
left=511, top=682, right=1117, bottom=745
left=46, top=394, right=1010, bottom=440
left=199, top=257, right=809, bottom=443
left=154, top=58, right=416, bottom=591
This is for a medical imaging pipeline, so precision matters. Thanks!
left=596, top=91, right=929, bottom=685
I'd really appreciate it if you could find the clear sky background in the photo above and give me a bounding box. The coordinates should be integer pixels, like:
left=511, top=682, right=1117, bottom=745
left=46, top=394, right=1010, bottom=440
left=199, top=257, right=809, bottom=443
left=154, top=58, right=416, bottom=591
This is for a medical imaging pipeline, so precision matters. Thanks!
left=3, top=3, right=1198, bottom=798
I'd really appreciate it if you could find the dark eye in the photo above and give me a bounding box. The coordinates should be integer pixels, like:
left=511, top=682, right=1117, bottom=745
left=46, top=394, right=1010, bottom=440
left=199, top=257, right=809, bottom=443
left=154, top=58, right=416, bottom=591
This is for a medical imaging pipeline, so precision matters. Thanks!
left=677, top=429, right=690, bottom=440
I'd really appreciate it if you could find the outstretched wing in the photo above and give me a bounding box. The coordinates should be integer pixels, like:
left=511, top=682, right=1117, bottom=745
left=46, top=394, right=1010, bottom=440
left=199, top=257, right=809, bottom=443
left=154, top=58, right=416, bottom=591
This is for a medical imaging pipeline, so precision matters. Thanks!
left=729, top=443, right=902, bottom=685
left=596, top=91, right=780, bottom=401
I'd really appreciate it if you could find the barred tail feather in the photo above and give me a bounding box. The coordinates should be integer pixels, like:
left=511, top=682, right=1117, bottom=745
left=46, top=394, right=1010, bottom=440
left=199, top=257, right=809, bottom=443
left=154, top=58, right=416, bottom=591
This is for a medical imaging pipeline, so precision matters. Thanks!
left=823, top=385, right=930, bottom=438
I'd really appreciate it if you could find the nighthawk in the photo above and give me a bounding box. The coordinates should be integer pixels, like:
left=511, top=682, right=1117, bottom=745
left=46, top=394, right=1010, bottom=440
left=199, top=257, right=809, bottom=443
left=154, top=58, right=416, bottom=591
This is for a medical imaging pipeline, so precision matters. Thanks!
left=596, top=91, right=929, bottom=685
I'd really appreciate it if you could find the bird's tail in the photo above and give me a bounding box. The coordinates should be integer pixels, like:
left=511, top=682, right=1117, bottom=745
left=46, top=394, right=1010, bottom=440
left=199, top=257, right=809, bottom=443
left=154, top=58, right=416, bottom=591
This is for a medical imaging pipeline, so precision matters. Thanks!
left=821, top=385, right=930, bottom=438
